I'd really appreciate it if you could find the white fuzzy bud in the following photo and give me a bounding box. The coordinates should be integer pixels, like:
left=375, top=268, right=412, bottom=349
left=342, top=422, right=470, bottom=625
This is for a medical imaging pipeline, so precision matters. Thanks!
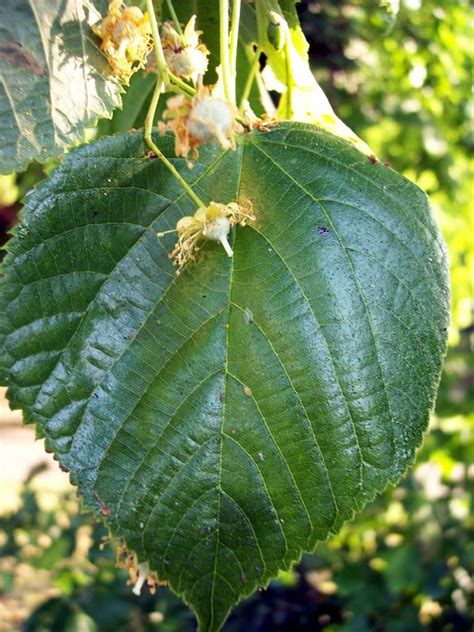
left=187, top=97, right=233, bottom=147
left=166, top=48, right=208, bottom=80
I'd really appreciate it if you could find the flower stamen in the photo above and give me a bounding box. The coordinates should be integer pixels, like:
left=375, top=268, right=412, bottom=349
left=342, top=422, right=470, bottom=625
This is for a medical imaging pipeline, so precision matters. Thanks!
left=158, top=200, right=255, bottom=273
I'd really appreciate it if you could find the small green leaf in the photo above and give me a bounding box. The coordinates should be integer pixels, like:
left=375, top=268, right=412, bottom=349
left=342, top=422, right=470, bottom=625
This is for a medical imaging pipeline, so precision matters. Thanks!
left=0, top=0, right=122, bottom=174
left=0, top=124, right=449, bottom=631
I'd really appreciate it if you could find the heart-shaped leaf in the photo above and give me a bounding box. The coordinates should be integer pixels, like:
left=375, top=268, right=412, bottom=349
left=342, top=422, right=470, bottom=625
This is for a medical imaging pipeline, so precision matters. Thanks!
left=0, top=0, right=122, bottom=174
left=0, top=124, right=449, bottom=631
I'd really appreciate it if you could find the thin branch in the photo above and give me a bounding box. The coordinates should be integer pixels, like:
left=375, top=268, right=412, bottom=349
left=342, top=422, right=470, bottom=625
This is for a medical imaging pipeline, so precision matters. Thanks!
left=229, top=0, right=242, bottom=94
left=219, top=0, right=233, bottom=103
left=165, top=0, right=183, bottom=34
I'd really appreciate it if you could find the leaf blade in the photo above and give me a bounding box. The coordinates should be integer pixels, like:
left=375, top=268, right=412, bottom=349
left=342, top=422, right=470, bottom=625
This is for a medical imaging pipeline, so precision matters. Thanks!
left=0, top=124, right=449, bottom=631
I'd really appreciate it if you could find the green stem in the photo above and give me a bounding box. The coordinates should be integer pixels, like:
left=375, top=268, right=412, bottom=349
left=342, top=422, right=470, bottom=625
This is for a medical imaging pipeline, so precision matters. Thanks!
left=144, top=76, right=163, bottom=138
left=229, top=0, right=241, bottom=90
left=165, top=0, right=183, bottom=34
left=284, top=38, right=293, bottom=119
left=146, top=0, right=168, bottom=80
left=239, top=47, right=260, bottom=111
left=219, top=0, right=233, bottom=103
left=144, top=2, right=205, bottom=209
left=169, top=73, right=195, bottom=97
left=145, top=134, right=205, bottom=208
left=143, top=77, right=204, bottom=207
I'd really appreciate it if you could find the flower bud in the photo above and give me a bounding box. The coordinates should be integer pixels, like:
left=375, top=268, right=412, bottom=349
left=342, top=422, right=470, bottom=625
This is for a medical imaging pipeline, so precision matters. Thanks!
left=187, top=97, right=234, bottom=148
left=161, top=16, right=209, bottom=82
left=160, top=200, right=255, bottom=273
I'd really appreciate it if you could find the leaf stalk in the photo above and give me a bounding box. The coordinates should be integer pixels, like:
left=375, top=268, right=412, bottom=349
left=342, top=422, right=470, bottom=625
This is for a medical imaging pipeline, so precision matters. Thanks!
left=229, top=0, right=242, bottom=94
left=144, top=0, right=205, bottom=209
left=219, top=0, right=234, bottom=103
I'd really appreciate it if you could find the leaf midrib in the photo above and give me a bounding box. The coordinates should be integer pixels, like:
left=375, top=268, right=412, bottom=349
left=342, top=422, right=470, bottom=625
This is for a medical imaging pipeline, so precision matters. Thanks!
left=208, top=139, right=245, bottom=631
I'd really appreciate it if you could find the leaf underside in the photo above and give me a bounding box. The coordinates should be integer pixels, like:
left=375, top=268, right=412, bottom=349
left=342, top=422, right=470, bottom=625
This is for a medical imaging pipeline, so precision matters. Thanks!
left=0, top=0, right=121, bottom=174
left=0, top=124, right=449, bottom=631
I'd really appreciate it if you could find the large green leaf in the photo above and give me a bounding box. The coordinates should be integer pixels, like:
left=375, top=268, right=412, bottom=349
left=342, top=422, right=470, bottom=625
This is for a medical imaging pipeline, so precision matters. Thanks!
left=0, top=123, right=449, bottom=630
left=0, top=0, right=122, bottom=174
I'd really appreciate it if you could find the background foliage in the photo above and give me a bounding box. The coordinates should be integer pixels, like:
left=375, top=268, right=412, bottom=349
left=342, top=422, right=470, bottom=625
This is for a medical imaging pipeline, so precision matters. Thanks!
left=0, top=0, right=472, bottom=630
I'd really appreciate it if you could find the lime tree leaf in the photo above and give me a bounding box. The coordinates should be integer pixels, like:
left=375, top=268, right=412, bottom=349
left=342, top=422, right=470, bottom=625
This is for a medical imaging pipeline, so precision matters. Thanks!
left=0, top=0, right=122, bottom=174
left=0, top=123, right=449, bottom=631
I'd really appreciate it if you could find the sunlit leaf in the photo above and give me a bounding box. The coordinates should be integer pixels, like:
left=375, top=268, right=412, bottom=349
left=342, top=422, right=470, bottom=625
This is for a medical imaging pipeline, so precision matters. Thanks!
left=251, top=0, right=372, bottom=154
left=0, top=0, right=122, bottom=174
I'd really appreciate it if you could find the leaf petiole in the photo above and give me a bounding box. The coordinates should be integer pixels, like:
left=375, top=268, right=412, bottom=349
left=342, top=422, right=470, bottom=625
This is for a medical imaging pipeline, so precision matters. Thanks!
left=144, top=0, right=205, bottom=209
left=165, top=0, right=183, bottom=35
left=219, top=0, right=234, bottom=103
left=239, top=47, right=261, bottom=112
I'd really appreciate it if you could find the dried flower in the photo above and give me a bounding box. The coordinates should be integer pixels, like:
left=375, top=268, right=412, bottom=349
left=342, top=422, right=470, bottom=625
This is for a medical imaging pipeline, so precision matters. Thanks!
left=158, top=200, right=255, bottom=273
left=161, top=16, right=209, bottom=82
left=132, top=562, right=150, bottom=595
left=115, top=545, right=160, bottom=595
left=160, top=87, right=236, bottom=159
left=93, top=0, right=152, bottom=83
left=240, top=105, right=280, bottom=133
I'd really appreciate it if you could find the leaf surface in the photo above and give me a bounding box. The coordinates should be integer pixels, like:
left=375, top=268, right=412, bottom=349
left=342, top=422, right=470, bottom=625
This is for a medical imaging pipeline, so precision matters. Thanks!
left=0, top=0, right=122, bottom=174
left=0, top=124, right=449, bottom=631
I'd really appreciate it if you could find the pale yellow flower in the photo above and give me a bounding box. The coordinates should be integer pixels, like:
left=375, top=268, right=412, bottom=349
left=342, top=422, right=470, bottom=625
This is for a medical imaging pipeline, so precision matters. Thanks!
left=158, top=200, right=255, bottom=273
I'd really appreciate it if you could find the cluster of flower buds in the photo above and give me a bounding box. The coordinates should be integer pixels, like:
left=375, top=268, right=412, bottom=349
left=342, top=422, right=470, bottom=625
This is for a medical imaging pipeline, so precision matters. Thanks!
left=95, top=4, right=238, bottom=160
left=95, top=3, right=256, bottom=274
left=158, top=201, right=255, bottom=273
left=92, top=0, right=152, bottom=83
left=94, top=3, right=209, bottom=87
